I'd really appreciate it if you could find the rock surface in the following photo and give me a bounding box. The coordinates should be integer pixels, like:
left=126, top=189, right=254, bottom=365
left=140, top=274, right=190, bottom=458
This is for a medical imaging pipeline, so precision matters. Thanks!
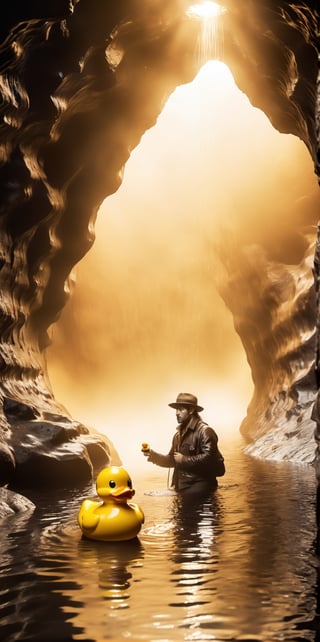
left=0, top=487, right=35, bottom=518
left=2, top=398, right=120, bottom=490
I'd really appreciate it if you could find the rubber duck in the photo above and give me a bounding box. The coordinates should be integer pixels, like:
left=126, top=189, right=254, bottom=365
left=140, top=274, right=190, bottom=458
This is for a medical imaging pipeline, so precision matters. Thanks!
left=77, top=465, right=145, bottom=542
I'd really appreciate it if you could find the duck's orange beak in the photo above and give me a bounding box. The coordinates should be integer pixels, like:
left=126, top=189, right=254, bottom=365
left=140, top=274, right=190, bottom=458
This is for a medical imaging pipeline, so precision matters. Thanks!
left=111, top=487, right=135, bottom=502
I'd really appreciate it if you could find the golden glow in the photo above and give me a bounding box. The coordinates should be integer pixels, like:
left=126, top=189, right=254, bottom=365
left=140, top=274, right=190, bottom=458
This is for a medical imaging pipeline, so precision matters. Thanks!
left=187, top=1, right=224, bottom=19
left=47, top=61, right=319, bottom=470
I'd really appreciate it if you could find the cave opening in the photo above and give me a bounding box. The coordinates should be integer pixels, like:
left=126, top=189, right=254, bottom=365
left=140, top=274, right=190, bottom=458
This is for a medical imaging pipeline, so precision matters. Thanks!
left=46, top=59, right=319, bottom=469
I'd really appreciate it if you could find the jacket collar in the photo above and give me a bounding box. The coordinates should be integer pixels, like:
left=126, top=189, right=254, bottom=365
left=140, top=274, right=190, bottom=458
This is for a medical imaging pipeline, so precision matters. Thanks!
left=178, top=413, right=200, bottom=433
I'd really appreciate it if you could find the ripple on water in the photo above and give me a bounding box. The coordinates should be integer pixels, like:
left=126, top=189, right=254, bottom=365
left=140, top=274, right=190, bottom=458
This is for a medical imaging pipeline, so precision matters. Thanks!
left=0, top=451, right=318, bottom=642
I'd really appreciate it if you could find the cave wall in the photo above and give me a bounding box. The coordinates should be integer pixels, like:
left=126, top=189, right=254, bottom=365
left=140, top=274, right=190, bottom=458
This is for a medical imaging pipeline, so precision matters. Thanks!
left=0, top=0, right=319, bottom=488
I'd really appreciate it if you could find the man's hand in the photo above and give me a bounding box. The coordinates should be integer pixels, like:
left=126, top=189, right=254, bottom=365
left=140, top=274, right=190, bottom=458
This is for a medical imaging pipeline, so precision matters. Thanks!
left=173, top=451, right=183, bottom=464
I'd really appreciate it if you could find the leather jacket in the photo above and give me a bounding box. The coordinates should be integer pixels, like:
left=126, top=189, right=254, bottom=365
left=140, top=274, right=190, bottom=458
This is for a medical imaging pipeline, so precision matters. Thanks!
left=148, top=414, right=219, bottom=491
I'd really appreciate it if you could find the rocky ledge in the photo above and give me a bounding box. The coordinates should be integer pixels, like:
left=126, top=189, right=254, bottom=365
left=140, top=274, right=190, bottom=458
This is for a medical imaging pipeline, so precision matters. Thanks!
left=1, top=400, right=120, bottom=494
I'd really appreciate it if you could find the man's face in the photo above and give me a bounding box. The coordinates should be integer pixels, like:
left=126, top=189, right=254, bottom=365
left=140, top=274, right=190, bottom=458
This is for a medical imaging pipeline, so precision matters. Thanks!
left=176, top=406, right=193, bottom=424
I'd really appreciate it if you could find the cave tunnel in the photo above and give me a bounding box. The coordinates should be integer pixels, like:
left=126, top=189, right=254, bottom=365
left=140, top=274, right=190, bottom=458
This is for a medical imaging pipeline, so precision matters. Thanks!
left=0, top=0, right=319, bottom=504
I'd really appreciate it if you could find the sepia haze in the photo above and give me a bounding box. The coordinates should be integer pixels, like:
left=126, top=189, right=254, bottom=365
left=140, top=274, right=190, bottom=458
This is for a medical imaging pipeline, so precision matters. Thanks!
left=46, top=61, right=319, bottom=469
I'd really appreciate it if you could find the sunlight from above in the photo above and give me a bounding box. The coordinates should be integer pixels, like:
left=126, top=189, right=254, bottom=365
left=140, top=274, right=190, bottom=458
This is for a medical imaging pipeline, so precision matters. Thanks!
left=47, top=60, right=318, bottom=470
left=186, top=2, right=226, bottom=61
left=186, top=1, right=224, bottom=19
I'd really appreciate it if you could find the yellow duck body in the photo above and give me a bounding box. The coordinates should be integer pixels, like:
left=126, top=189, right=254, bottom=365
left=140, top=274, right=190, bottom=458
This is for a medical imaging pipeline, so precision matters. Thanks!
left=77, top=466, right=145, bottom=542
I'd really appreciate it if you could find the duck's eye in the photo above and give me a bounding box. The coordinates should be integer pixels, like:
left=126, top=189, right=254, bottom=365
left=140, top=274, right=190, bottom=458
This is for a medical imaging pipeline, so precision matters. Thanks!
left=127, top=479, right=132, bottom=488
left=109, top=480, right=116, bottom=488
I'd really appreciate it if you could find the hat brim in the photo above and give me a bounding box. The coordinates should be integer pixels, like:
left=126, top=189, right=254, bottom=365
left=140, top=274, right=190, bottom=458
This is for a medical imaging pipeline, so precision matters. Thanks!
left=168, top=402, right=203, bottom=412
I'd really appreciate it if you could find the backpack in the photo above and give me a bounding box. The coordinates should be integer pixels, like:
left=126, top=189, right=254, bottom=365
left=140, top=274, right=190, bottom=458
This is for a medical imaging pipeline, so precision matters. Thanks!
left=214, top=448, right=226, bottom=477
left=198, top=421, right=226, bottom=477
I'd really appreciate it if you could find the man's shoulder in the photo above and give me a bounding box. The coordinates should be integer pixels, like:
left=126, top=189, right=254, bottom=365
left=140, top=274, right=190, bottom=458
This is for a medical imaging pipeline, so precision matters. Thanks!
left=197, top=418, right=210, bottom=430
left=197, top=419, right=218, bottom=438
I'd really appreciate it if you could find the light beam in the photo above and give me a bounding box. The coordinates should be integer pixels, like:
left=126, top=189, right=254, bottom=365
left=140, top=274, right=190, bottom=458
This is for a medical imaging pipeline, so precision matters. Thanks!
left=187, top=1, right=224, bottom=19
left=186, top=2, right=226, bottom=62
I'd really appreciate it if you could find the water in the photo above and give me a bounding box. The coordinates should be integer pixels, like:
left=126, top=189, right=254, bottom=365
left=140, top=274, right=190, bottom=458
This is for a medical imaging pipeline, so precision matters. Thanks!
left=0, top=436, right=319, bottom=642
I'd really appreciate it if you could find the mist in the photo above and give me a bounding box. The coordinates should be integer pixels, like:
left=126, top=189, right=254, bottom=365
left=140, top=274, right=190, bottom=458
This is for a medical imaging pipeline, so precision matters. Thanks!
left=46, top=61, right=319, bottom=470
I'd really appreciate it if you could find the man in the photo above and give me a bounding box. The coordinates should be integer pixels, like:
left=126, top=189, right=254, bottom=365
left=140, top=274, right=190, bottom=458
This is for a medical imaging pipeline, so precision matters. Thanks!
left=143, top=392, right=224, bottom=497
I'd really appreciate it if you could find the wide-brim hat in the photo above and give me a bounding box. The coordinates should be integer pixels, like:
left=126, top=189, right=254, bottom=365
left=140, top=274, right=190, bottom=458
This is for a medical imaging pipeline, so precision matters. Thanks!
left=168, top=392, right=203, bottom=412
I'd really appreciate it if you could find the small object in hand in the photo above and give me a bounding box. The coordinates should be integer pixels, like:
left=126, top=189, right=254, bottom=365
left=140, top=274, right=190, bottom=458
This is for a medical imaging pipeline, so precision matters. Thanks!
left=141, top=442, right=150, bottom=452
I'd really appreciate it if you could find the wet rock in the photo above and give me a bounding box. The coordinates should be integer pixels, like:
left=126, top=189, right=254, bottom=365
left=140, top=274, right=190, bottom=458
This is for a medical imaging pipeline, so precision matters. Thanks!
left=0, top=441, right=16, bottom=485
left=0, top=487, right=35, bottom=518
left=3, top=398, right=40, bottom=421
left=7, top=418, right=119, bottom=489
left=243, top=407, right=317, bottom=463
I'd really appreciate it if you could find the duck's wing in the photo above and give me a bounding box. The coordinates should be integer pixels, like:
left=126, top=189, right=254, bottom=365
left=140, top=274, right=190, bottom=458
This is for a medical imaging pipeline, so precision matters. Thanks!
left=78, top=500, right=100, bottom=530
left=130, top=502, right=145, bottom=524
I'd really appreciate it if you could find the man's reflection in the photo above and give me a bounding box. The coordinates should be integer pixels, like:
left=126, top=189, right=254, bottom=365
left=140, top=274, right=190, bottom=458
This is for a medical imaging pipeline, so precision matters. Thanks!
left=168, top=490, right=222, bottom=608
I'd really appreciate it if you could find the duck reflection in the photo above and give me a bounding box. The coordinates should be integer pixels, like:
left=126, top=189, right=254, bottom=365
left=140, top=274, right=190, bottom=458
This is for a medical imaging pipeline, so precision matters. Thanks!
left=78, top=537, right=144, bottom=604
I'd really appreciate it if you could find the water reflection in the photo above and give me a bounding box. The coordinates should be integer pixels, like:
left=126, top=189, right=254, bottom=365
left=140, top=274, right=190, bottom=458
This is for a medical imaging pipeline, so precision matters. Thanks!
left=171, top=491, right=221, bottom=562
left=307, top=561, right=320, bottom=641
left=164, top=490, right=222, bottom=637
left=78, top=537, right=144, bottom=606
left=0, top=512, right=86, bottom=641
left=0, top=446, right=319, bottom=641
